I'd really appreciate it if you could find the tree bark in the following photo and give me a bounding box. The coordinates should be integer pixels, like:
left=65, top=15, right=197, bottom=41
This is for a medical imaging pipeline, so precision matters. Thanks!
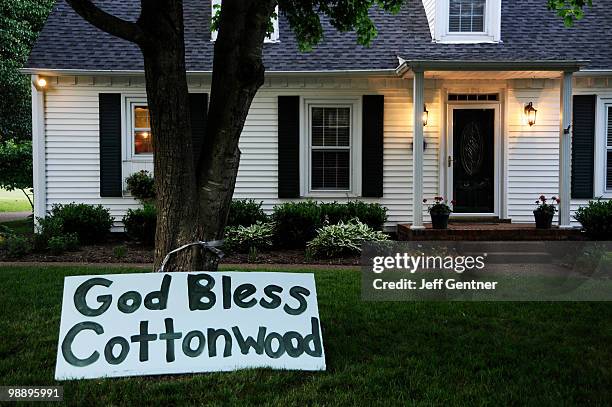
left=196, top=0, right=277, bottom=270
left=67, top=0, right=278, bottom=272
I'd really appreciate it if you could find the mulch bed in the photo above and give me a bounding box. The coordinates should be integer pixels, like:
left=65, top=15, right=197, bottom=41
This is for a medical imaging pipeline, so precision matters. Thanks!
left=0, top=238, right=360, bottom=266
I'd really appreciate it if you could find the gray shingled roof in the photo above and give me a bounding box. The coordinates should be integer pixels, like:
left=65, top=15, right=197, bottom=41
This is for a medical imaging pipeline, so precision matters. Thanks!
left=26, top=0, right=612, bottom=72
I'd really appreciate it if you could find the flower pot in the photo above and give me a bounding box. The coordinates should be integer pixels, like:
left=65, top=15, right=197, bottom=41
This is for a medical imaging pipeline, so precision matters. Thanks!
left=430, top=213, right=449, bottom=229
left=533, top=211, right=553, bottom=229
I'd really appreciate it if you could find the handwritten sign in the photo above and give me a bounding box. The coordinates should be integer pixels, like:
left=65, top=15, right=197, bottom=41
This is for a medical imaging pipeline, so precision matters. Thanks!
left=55, top=272, right=325, bottom=380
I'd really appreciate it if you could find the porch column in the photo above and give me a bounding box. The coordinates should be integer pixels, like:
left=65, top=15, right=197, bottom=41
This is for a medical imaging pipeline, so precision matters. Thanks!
left=558, top=71, right=573, bottom=228
left=411, top=70, right=425, bottom=229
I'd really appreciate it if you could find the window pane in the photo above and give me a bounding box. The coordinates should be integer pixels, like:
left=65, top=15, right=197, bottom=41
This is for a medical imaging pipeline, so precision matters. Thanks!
left=135, top=131, right=153, bottom=154
left=311, top=107, right=351, bottom=147
left=134, top=106, right=150, bottom=128
left=311, top=150, right=350, bottom=190
left=449, top=0, right=485, bottom=32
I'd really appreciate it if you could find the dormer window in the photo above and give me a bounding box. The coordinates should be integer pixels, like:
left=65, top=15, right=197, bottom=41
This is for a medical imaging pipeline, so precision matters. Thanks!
left=427, top=0, right=501, bottom=43
left=449, top=0, right=485, bottom=33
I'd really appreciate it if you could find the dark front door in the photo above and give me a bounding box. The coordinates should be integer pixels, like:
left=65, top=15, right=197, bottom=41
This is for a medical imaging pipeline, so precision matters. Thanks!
left=452, top=109, right=495, bottom=213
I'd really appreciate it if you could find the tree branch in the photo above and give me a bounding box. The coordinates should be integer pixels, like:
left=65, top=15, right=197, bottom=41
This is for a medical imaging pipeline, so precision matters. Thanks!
left=66, top=0, right=145, bottom=45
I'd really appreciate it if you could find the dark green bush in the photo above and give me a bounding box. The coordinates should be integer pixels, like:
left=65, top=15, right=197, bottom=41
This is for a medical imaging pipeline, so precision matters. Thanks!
left=126, top=170, right=155, bottom=203
left=47, top=233, right=79, bottom=255
left=227, top=199, right=268, bottom=227
left=320, top=201, right=387, bottom=231
left=2, top=235, right=31, bottom=258
left=574, top=199, right=612, bottom=239
left=272, top=201, right=322, bottom=248
left=39, top=203, right=114, bottom=244
left=123, top=203, right=156, bottom=246
left=272, top=201, right=388, bottom=248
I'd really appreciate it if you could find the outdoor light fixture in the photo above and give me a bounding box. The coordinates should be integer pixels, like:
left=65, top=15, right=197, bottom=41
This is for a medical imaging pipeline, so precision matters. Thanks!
left=33, top=76, right=47, bottom=91
left=524, top=102, right=537, bottom=126
left=422, top=104, right=429, bottom=126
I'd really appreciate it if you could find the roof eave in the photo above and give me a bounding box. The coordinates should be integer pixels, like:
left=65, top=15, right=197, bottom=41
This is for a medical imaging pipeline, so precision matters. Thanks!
left=395, top=59, right=589, bottom=76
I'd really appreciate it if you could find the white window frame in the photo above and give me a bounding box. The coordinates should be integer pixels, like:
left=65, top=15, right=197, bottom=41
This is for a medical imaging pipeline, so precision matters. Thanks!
left=434, top=0, right=501, bottom=43
left=300, top=97, right=362, bottom=197
left=594, top=96, right=612, bottom=197
left=124, top=97, right=152, bottom=161
left=211, top=0, right=279, bottom=43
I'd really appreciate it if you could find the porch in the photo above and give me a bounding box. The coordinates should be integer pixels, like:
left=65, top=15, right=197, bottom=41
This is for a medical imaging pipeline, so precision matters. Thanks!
left=397, top=221, right=584, bottom=241
left=397, top=60, right=586, bottom=229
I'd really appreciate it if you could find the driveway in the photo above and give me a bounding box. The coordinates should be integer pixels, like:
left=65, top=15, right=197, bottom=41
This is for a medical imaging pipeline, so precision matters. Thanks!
left=0, top=211, right=32, bottom=223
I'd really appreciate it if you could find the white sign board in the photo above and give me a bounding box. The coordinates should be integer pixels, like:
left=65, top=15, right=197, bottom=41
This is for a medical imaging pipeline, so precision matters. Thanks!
left=55, top=272, right=325, bottom=380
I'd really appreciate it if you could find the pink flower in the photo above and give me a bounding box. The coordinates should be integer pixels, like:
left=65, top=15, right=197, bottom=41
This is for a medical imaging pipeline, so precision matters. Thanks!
left=556, top=198, right=561, bottom=204
left=451, top=200, right=457, bottom=205
left=539, top=195, right=546, bottom=201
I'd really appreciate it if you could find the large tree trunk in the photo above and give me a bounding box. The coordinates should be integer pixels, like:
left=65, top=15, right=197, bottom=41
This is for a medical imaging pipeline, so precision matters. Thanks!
left=139, top=1, right=200, bottom=271
left=67, top=0, right=277, bottom=272
left=196, top=0, right=277, bottom=270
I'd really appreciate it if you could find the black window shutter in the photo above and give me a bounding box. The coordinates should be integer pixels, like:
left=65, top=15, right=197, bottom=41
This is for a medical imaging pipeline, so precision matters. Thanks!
left=571, top=95, right=596, bottom=199
left=189, top=93, right=208, bottom=165
left=362, top=95, right=384, bottom=197
left=278, top=96, right=300, bottom=198
left=99, top=93, right=122, bottom=197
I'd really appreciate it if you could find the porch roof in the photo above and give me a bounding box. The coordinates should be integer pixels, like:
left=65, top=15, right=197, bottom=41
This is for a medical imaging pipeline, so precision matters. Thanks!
left=395, top=59, right=589, bottom=80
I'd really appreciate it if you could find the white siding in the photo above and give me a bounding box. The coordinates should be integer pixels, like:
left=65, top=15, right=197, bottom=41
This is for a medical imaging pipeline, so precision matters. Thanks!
left=422, top=0, right=436, bottom=38
left=41, top=75, right=440, bottom=231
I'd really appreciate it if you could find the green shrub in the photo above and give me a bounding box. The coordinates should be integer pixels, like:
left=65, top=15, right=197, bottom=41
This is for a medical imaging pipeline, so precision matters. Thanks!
left=39, top=203, right=114, bottom=244
left=126, top=170, right=155, bottom=203
left=113, top=245, right=128, bottom=260
left=123, top=203, right=157, bottom=246
left=2, top=235, right=31, bottom=258
left=227, top=199, right=268, bottom=227
left=272, top=201, right=322, bottom=248
left=574, top=199, right=612, bottom=239
left=224, top=221, right=275, bottom=253
left=321, top=201, right=388, bottom=230
left=307, top=220, right=389, bottom=258
left=47, top=233, right=79, bottom=255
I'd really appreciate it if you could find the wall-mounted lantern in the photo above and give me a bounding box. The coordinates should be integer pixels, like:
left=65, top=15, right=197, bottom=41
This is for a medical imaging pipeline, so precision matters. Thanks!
left=422, top=104, right=429, bottom=126
left=33, top=76, right=47, bottom=91
left=524, top=102, right=537, bottom=127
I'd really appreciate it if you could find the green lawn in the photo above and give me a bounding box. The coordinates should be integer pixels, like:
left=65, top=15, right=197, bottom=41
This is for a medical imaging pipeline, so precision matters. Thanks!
left=0, top=218, right=34, bottom=236
left=0, top=265, right=610, bottom=405
left=0, top=189, right=32, bottom=213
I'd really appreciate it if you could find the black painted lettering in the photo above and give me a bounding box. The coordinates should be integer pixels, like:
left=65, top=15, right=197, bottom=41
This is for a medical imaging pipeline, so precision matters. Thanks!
left=207, top=328, right=232, bottom=357
left=232, top=326, right=266, bottom=355
left=73, top=278, right=113, bottom=317
left=130, top=321, right=157, bottom=362
left=222, top=276, right=232, bottom=309
left=283, top=331, right=304, bottom=358
left=283, top=286, right=310, bottom=316
left=61, top=321, right=103, bottom=367
left=144, top=275, right=171, bottom=310
left=117, top=291, right=142, bottom=314
left=187, top=274, right=216, bottom=311
left=259, top=285, right=282, bottom=309
left=304, top=317, right=323, bottom=357
left=233, top=284, right=257, bottom=308
left=264, top=332, right=285, bottom=359
left=159, top=318, right=182, bottom=363
left=182, top=330, right=206, bottom=358
left=104, top=336, right=130, bottom=365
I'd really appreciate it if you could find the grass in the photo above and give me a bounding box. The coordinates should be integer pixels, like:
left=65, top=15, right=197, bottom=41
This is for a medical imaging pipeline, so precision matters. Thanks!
left=0, top=188, right=32, bottom=213
left=0, top=218, right=34, bottom=236
left=0, top=265, right=610, bottom=405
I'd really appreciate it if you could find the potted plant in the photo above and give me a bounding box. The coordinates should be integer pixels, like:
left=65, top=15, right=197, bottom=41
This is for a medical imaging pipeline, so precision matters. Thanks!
left=533, top=195, right=559, bottom=229
left=424, top=197, right=454, bottom=229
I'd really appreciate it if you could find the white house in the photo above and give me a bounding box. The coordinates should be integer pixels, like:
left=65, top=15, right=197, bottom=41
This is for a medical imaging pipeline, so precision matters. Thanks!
left=24, top=0, right=612, bottom=232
